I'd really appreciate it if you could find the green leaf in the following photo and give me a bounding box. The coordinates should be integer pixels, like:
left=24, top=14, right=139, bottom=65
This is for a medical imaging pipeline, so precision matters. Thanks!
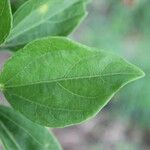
left=0, top=105, right=62, bottom=150
left=5, top=0, right=88, bottom=49
left=10, top=0, right=27, bottom=13
left=0, top=0, right=12, bottom=45
left=0, top=37, right=144, bottom=127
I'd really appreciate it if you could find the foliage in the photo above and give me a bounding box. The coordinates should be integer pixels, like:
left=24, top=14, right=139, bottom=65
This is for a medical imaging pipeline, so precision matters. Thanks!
left=5, top=0, right=89, bottom=50
left=0, top=0, right=145, bottom=149
left=0, top=37, right=144, bottom=127
left=0, top=105, right=61, bottom=150
left=0, top=0, right=12, bottom=45
left=76, top=0, right=150, bottom=127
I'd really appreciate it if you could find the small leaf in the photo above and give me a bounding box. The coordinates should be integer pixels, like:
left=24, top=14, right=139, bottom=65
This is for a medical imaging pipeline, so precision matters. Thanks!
left=0, top=37, right=145, bottom=127
left=5, top=0, right=88, bottom=49
left=0, top=105, right=61, bottom=150
left=0, top=0, right=12, bottom=45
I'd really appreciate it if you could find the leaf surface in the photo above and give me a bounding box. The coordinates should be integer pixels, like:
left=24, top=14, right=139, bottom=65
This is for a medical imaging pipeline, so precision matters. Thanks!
left=0, top=37, right=144, bottom=127
left=11, top=0, right=27, bottom=13
left=0, top=0, right=12, bottom=45
left=5, top=0, right=88, bottom=49
left=0, top=106, right=61, bottom=150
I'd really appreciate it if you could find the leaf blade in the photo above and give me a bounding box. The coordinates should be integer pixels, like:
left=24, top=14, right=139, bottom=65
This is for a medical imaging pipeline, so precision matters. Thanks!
left=0, top=0, right=12, bottom=45
left=0, top=37, right=144, bottom=127
left=0, top=106, right=62, bottom=150
left=5, top=0, right=88, bottom=49
left=11, top=0, right=27, bottom=13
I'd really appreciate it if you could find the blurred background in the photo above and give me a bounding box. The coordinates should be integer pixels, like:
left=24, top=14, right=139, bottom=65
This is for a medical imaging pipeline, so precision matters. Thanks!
left=0, top=0, right=150, bottom=150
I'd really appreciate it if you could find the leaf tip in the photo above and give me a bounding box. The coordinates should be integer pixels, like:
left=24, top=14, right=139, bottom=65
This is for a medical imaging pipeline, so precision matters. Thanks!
left=139, top=69, right=145, bottom=78
left=133, top=66, right=145, bottom=80
left=127, top=64, right=145, bottom=85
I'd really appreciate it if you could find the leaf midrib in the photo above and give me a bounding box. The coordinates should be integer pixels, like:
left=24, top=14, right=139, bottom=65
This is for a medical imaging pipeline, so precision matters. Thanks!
left=4, top=72, right=137, bottom=88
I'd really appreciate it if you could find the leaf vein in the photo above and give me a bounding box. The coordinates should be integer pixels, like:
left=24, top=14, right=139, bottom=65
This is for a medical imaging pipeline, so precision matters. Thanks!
left=5, top=72, right=138, bottom=88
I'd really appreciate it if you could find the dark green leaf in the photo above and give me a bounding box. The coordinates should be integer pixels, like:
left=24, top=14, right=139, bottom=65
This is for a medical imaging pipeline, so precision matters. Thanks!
left=0, top=105, right=61, bottom=150
left=10, top=0, right=27, bottom=13
left=0, top=0, right=12, bottom=45
left=5, top=0, right=88, bottom=49
left=0, top=37, right=144, bottom=127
